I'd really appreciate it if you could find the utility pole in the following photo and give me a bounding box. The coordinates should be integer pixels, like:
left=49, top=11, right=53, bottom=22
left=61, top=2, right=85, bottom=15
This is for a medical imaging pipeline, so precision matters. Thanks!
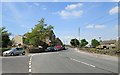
left=78, top=27, right=80, bottom=48
left=99, top=37, right=102, bottom=49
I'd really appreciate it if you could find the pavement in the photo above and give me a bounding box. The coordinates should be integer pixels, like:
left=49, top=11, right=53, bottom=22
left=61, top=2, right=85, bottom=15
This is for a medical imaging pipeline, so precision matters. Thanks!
left=0, top=48, right=119, bottom=75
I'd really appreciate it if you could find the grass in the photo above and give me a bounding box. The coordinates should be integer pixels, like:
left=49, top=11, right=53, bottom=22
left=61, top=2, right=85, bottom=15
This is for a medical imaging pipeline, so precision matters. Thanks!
left=79, top=48, right=119, bottom=56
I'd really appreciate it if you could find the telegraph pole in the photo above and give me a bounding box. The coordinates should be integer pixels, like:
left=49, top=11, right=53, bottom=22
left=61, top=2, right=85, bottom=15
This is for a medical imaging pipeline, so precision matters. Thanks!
left=78, top=27, right=80, bottom=48
left=99, top=37, right=102, bottom=49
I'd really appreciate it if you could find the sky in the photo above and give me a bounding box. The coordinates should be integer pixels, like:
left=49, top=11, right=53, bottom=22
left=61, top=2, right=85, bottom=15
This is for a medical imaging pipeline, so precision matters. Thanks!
left=1, top=2, right=119, bottom=45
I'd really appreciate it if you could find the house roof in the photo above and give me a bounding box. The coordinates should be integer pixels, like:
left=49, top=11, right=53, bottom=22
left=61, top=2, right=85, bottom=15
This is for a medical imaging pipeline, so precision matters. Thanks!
left=100, top=40, right=116, bottom=44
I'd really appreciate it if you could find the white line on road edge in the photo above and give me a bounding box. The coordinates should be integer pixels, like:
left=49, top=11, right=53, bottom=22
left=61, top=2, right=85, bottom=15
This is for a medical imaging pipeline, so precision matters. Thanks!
left=70, top=58, right=96, bottom=68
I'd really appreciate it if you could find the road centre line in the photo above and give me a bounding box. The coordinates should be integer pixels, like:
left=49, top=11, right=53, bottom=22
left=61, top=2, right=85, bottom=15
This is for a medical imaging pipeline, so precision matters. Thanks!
left=59, top=54, right=96, bottom=68
left=29, top=68, right=31, bottom=72
left=29, top=55, right=33, bottom=73
left=69, top=56, right=114, bottom=73
left=29, top=65, right=31, bottom=68
left=70, top=58, right=96, bottom=68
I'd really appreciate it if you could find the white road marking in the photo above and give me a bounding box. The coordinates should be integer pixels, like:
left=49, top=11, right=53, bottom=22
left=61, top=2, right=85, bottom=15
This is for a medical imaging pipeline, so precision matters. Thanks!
left=30, top=58, right=32, bottom=61
left=29, top=65, right=31, bottom=68
left=29, top=62, right=31, bottom=65
left=29, top=69, right=32, bottom=72
left=29, top=57, right=32, bottom=61
left=59, top=54, right=96, bottom=68
left=70, top=58, right=96, bottom=68
left=70, top=58, right=81, bottom=63
left=59, top=54, right=63, bottom=56
left=1, top=56, right=26, bottom=58
left=81, top=62, right=90, bottom=66
left=29, top=52, right=59, bottom=56
left=89, top=64, right=96, bottom=68
left=29, top=55, right=33, bottom=73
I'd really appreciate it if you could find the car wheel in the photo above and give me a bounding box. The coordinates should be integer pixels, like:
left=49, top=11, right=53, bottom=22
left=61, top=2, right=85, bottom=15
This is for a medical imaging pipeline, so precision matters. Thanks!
left=22, top=52, right=25, bottom=55
left=11, top=52, right=14, bottom=56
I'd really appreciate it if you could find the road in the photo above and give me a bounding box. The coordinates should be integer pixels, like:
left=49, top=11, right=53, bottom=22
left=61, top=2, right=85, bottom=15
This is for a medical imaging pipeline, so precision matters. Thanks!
left=0, top=48, right=119, bottom=75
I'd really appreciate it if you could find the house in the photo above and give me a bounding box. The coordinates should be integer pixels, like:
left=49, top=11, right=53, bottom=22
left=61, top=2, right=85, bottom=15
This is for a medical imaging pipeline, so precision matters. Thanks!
left=118, top=37, right=120, bottom=50
left=55, top=38, right=63, bottom=46
left=45, top=30, right=56, bottom=46
left=12, top=35, right=23, bottom=46
left=97, top=40, right=117, bottom=49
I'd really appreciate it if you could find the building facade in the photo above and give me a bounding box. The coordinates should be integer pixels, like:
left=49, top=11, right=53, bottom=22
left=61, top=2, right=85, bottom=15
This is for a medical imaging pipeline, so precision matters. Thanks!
left=12, top=35, right=23, bottom=46
left=97, top=40, right=117, bottom=49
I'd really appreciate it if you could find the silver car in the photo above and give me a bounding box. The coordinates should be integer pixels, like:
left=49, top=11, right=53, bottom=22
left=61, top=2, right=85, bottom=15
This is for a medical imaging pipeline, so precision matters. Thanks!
left=3, top=48, right=25, bottom=56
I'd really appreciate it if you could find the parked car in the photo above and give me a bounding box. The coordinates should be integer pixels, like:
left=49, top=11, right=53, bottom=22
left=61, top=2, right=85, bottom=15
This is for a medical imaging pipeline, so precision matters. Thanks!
left=61, top=45, right=66, bottom=50
left=45, top=46, right=55, bottom=52
left=3, top=48, right=25, bottom=56
left=54, top=45, right=63, bottom=51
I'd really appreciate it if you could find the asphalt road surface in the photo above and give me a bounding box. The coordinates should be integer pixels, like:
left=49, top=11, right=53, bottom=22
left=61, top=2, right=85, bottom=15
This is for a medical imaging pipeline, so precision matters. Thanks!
left=0, top=48, right=119, bottom=75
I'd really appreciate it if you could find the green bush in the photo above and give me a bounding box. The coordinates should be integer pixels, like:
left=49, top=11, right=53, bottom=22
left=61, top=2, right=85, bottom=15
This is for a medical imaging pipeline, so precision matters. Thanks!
left=1, top=48, right=10, bottom=52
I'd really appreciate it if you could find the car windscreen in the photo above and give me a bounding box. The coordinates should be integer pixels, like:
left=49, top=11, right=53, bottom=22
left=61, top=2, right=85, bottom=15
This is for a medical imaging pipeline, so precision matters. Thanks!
left=19, top=48, right=24, bottom=50
left=9, top=48, right=16, bottom=51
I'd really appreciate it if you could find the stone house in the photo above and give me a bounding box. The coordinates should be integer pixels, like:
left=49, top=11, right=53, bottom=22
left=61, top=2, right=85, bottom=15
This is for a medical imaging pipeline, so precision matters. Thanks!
left=12, top=35, right=23, bottom=46
left=97, top=40, right=117, bottom=49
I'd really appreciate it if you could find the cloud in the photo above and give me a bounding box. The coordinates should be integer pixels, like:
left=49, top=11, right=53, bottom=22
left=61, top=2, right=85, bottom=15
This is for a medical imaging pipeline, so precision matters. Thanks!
left=42, top=7, right=47, bottom=10
left=111, top=0, right=120, bottom=2
left=33, top=3, right=39, bottom=6
left=65, top=3, right=83, bottom=10
left=58, top=10, right=83, bottom=19
left=86, top=24, right=94, bottom=28
left=55, top=3, right=83, bottom=19
left=95, top=25, right=105, bottom=29
left=109, top=6, right=119, bottom=15
left=86, top=24, right=106, bottom=29
left=53, top=0, right=59, bottom=2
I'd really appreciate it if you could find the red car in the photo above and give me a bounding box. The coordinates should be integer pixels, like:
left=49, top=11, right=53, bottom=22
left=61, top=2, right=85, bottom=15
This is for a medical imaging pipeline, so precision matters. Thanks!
left=54, top=45, right=63, bottom=51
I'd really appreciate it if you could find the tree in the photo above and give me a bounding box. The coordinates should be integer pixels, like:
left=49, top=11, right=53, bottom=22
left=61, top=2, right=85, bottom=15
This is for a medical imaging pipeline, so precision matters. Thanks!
left=70, top=39, right=79, bottom=47
left=0, top=27, right=11, bottom=48
left=23, top=18, right=54, bottom=48
left=80, top=39, right=88, bottom=47
left=91, top=39, right=100, bottom=48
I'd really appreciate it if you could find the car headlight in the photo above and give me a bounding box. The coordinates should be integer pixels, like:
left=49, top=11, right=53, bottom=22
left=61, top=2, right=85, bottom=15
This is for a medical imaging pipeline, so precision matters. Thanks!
left=4, top=52, right=10, bottom=54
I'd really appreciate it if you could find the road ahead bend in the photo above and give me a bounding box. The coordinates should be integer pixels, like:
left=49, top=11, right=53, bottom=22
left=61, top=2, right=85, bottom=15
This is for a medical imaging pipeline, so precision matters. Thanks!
left=1, top=48, right=118, bottom=74
left=31, top=48, right=118, bottom=73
